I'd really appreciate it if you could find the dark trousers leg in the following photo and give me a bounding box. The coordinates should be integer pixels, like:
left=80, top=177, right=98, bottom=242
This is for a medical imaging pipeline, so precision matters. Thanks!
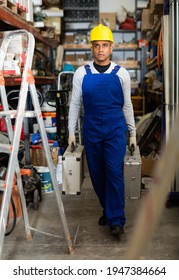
left=84, top=138, right=106, bottom=210
left=103, top=132, right=126, bottom=227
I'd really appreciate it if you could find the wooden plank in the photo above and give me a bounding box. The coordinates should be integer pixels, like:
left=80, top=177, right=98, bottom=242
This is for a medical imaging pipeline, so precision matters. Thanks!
left=63, top=43, right=138, bottom=50
left=4, top=76, right=56, bottom=86
left=63, top=60, right=139, bottom=69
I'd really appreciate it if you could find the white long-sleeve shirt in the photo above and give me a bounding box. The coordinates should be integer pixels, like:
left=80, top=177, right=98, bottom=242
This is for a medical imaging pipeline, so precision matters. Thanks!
left=68, top=61, right=136, bottom=137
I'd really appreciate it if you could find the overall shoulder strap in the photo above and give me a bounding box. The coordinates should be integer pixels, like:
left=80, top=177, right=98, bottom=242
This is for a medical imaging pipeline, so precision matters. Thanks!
left=84, top=64, right=92, bottom=74
left=111, top=65, right=121, bottom=74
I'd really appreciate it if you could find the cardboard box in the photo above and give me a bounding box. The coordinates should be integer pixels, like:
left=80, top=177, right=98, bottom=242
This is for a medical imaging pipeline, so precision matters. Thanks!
left=132, top=96, right=145, bottom=114
left=64, top=54, right=75, bottom=61
left=117, top=60, right=138, bottom=69
left=141, top=157, right=157, bottom=177
left=76, top=53, right=87, bottom=61
left=21, top=147, right=59, bottom=167
left=65, top=34, right=75, bottom=44
left=64, top=53, right=87, bottom=62
left=31, top=147, right=59, bottom=166
left=150, top=0, right=164, bottom=15
left=141, top=9, right=154, bottom=31
left=99, top=13, right=116, bottom=30
left=3, top=60, right=21, bottom=75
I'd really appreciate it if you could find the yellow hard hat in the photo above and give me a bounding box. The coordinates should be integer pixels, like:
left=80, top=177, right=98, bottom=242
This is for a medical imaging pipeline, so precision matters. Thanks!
left=90, top=24, right=114, bottom=43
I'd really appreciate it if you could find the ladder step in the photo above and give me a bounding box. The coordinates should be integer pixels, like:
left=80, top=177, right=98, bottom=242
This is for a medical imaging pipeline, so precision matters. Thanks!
left=0, top=110, right=36, bottom=118
left=0, top=143, right=13, bottom=153
left=0, top=180, right=5, bottom=191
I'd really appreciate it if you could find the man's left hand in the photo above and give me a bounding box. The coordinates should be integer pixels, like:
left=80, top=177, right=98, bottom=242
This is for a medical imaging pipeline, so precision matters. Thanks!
left=129, top=136, right=137, bottom=150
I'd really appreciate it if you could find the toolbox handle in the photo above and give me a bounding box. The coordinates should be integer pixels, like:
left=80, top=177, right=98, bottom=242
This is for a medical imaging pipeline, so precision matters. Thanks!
left=129, top=143, right=135, bottom=156
left=71, top=142, right=76, bottom=153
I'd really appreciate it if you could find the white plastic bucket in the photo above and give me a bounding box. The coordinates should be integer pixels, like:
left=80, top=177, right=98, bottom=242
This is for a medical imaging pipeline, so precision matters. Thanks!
left=41, top=101, right=56, bottom=112
left=45, top=127, right=57, bottom=140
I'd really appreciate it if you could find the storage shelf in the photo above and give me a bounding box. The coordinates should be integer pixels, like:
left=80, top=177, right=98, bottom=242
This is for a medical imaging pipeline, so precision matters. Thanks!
left=63, top=60, right=139, bottom=69
left=62, top=0, right=144, bottom=116
left=4, top=76, right=56, bottom=86
left=0, top=6, right=59, bottom=48
left=63, top=43, right=140, bottom=51
left=63, top=44, right=90, bottom=50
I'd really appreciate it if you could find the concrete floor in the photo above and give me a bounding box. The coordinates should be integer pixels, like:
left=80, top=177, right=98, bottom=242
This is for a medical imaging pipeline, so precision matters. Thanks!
left=2, top=174, right=179, bottom=260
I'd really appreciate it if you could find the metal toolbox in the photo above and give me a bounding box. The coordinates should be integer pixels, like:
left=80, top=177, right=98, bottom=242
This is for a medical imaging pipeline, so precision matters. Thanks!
left=124, top=145, right=142, bottom=199
left=62, top=144, right=84, bottom=195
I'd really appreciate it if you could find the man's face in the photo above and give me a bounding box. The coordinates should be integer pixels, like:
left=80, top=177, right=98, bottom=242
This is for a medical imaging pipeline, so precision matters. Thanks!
left=91, top=40, right=113, bottom=65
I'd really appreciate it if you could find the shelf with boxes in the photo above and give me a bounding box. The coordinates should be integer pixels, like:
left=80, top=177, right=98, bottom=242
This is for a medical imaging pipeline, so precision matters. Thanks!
left=0, top=3, right=61, bottom=145
left=145, top=57, right=163, bottom=106
left=62, top=39, right=145, bottom=116
left=62, top=42, right=140, bottom=86
left=0, top=4, right=60, bottom=85
left=0, top=2, right=68, bottom=174
left=141, top=0, right=164, bottom=112
left=0, top=0, right=28, bottom=18
left=62, top=0, right=147, bottom=116
left=0, top=5, right=59, bottom=48
left=4, top=76, right=56, bottom=86
left=103, top=1, right=148, bottom=116
left=62, top=0, right=99, bottom=69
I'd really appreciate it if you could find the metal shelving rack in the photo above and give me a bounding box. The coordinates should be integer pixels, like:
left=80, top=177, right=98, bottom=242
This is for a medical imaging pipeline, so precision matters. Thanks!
left=63, top=0, right=99, bottom=23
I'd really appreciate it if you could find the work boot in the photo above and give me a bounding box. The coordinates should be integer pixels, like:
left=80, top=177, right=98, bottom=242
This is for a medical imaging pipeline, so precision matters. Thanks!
left=110, top=225, right=124, bottom=236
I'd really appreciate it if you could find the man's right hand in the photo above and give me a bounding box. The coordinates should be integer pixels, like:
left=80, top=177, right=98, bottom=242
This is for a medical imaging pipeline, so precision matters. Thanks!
left=68, top=134, right=76, bottom=146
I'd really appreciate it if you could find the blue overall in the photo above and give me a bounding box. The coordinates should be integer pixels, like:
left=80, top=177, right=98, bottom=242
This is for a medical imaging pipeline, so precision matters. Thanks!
left=82, top=65, right=127, bottom=227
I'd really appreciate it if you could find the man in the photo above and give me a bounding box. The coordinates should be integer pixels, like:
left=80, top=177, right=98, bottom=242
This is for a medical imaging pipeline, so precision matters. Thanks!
left=68, top=24, right=136, bottom=236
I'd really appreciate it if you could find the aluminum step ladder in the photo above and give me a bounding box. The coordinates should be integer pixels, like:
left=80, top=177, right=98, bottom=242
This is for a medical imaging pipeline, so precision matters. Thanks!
left=0, top=30, right=74, bottom=259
